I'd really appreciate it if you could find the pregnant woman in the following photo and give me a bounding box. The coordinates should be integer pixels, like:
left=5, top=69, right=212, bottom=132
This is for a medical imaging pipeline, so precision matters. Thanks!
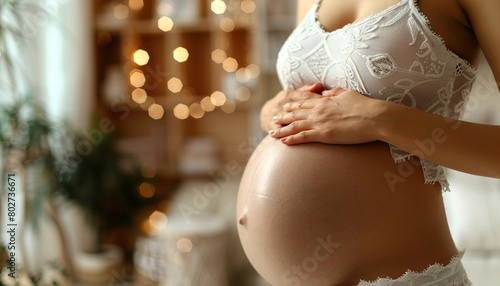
left=237, top=0, right=500, bottom=285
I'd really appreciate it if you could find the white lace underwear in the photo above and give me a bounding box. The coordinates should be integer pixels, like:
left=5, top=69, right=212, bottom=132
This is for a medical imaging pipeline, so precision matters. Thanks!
left=276, top=0, right=478, bottom=191
left=357, top=252, right=471, bottom=286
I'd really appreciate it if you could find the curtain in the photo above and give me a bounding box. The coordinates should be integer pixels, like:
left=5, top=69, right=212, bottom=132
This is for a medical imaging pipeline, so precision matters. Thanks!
left=21, top=0, right=95, bottom=271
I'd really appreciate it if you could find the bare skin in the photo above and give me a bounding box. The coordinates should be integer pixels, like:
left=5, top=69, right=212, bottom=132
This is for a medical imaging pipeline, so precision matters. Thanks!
left=238, top=0, right=500, bottom=285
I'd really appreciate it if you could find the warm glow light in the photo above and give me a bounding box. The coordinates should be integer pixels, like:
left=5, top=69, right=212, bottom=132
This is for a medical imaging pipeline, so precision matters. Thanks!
left=149, top=211, right=168, bottom=232
left=158, top=16, right=174, bottom=32
left=139, top=182, right=156, bottom=198
left=221, top=99, right=236, bottom=114
left=168, top=77, right=183, bottom=93
left=148, top=104, right=165, bottom=120
left=177, top=238, right=193, bottom=253
left=173, top=104, right=190, bottom=120
left=130, top=70, right=146, bottom=87
left=190, top=103, right=205, bottom=119
left=132, top=88, right=148, bottom=104
left=241, top=0, right=256, bottom=14
left=133, top=49, right=150, bottom=66
left=236, top=87, right=251, bottom=102
left=211, top=49, right=227, bottom=64
left=141, top=164, right=157, bottom=178
left=211, top=91, right=227, bottom=106
left=247, top=63, right=261, bottom=78
left=220, top=17, right=235, bottom=32
left=128, top=0, right=144, bottom=11
left=211, top=0, right=227, bottom=15
left=222, top=57, right=238, bottom=72
left=235, top=68, right=251, bottom=83
left=114, top=4, right=129, bottom=20
left=201, top=96, right=216, bottom=112
left=157, top=2, right=173, bottom=15
left=173, top=47, right=189, bottom=63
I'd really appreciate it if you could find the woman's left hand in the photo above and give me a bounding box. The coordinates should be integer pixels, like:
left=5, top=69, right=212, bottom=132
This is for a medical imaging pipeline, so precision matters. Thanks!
left=269, top=88, right=385, bottom=145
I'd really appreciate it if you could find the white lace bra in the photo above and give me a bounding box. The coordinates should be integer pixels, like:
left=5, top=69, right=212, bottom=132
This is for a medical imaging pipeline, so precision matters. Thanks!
left=276, top=0, right=478, bottom=191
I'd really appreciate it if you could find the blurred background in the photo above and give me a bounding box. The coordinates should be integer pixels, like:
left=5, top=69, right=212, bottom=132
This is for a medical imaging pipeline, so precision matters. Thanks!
left=0, top=0, right=498, bottom=285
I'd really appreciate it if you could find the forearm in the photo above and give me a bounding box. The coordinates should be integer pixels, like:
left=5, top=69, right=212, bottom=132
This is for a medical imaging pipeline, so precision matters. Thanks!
left=376, top=101, right=500, bottom=178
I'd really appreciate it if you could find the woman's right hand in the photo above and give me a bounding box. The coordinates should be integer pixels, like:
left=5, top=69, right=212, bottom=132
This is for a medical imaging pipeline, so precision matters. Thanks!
left=260, top=83, right=324, bottom=132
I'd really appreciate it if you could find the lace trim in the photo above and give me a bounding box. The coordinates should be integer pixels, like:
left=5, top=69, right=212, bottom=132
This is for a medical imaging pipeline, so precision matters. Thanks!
left=357, top=251, right=471, bottom=286
left=314, top=0, right=407, bottom=34
left=408, top=0, right=478, bottom=75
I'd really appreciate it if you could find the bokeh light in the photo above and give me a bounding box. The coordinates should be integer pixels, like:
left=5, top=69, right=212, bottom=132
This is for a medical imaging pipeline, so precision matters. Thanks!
left=246, top=63, right=261, bottom=78
left=241, top=0, right=256, bottom=13
left=141, top=164, right=157, bottom=179
left=221, top=99, right=236, bottom=114
left=148, top=104, right=165, bottom=120
left=210, top=91, right=227, bottom=106
left=211, top=0, right=227, bottom=15
left=130, top=70, right=146, bottom=87
left=132, top=88, right=148, bottom=104
left=211, top=49, right=227, bottom=64
left=114, top=4, right=129, bottom=20
left=158, top=16, right=174, bottom=32
left=235, top=86, right=251, bottom=102
left=220, top=18, right=235, bottom=32
left=201, top=96, right=216, bottom=112
left=133, top=49, right=150, bottom=66
left=168, top=77, right=183, bottom=93
left=149, top=211, right=168, bottom=232
left=128, top=0, right=144, bottom=11
left=173, top=47, right=189, bottom=63
left=222, top=57, right=238, bottom=72
left=173, top=104, right=190, bottom=120
left=139, top=182, right=156, bottom=198
left=190, top=103, right=205, bottom=119
left=177, top=238, right=193, bottom=253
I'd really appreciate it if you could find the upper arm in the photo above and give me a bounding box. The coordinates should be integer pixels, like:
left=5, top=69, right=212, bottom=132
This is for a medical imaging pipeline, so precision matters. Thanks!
left=460, top=0, right=500, bottom=92
left=296, top=0, right=317, bottom=26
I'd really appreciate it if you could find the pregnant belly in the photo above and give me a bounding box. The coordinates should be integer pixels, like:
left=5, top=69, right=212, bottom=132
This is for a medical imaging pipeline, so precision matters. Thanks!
left=236, top=136, right=455, bottom=285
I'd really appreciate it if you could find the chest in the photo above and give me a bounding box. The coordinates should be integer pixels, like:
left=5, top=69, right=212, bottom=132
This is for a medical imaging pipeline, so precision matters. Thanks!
left=316, top=0, right=478, bottom=66
left=276, top=0, right=477, bottom=116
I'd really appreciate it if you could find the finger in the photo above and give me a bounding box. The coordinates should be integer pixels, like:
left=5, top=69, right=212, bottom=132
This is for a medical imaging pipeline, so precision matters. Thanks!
left=287, top=90, right=324, bottom=104
left=269, top=120, right=311, bottom=139
left=298, top=83, right=323, bottom=93
left=274, top=109, right=309, bottom=125
left=322, top=87, right=346, bottom=97
left=283, top=98, right=319, bottom=112
left=281, top=130, right=320, bottom=145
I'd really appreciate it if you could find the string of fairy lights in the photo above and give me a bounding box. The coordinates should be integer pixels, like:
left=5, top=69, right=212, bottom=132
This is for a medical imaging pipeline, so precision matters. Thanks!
left=111, top=0, right=259, bottom=123
left=102, top=0, right=259, bottom=238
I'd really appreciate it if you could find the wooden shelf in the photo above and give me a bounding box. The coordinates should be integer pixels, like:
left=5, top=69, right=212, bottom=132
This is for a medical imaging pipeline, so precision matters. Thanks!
left=92, top=0, right=268, bottom=181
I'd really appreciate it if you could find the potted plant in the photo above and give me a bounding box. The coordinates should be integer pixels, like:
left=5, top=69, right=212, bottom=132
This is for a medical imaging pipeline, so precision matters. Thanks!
left=56, top=124, right=155, bottom=283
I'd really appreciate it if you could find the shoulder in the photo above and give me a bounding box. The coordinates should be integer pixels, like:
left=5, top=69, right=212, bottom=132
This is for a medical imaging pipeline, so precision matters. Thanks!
left=457, top=0, right=500, bottom=80
left=296, top=0, right=317, bottom=25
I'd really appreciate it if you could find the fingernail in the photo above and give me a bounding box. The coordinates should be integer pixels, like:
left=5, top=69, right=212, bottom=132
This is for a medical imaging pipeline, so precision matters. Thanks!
left=273, top=116, right=278, bottom=121
left=269, top=130, right=275, bottom=135
left=283, top=103, right=290, bottom=109
left=322, top=91, right=329, bottom=96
